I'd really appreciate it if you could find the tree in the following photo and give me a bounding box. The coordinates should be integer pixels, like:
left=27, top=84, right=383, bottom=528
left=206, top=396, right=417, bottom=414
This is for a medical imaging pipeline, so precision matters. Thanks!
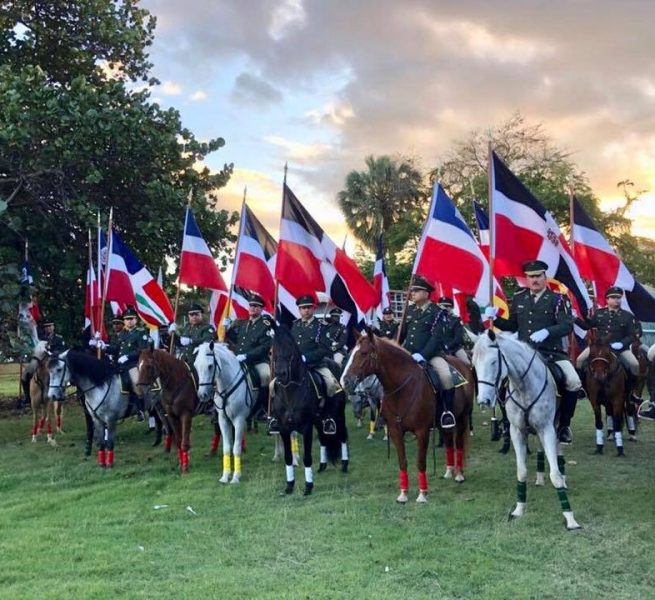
left=0, top=1, right=236, bottom=357
left=337, top=155, right=428, bottom=259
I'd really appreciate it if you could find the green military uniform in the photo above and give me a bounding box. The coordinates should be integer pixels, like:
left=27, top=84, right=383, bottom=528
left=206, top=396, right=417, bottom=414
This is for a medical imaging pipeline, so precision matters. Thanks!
left=323, top=319, right=347, bottom=355
left=578, top=307, right=636, bottom=348
left=494, top=288, right=572, bottom=360
left=177, top=322, right=216, bottom=365
left=431, top=310, right=465, bottom=355
left=226, top=314, right=273, bottom=365
left=401, top=302, right=440, bottom=358
left=43, top=331, right=67, bottom=354
left=376, top=320, right=398, bottom=340
left=108, top=326, right=150, bottom=367
left=291, top=316, right=331, bottom=367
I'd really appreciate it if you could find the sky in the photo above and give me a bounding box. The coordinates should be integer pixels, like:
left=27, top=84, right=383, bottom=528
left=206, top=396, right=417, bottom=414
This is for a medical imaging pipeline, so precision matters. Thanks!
left=140, top=0, right=655, bottom=251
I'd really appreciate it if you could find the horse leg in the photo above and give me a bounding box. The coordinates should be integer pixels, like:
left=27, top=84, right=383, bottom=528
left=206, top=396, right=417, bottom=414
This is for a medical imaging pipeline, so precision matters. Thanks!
left=535, top=445, right=545, bottom=486
left=209, top=417, right=221, bottom=456
left=291, top=432, right=300, bottom=466
left=389, top=427, right=409, bottom=504
left=55, top=400, right=63, bottom=433
left=367, top=404, right=376, bottom=440
left=82, top=399, right=94, bottom=457
left=230, top=416, right=247, bottom=484
left=281, top=431, right=295, bottom=494
left=338, top=397, right=349, bottom=473
left=46, top=401, right=57, bottom=446
left=105, top=421, right=116, bottom=469
left=626, top=397, right=637, bottom=440
left=180, top=413, right=192, bottom=473
left=303, top=426, right=314, bottom=496
left=31, top=401, right=39, bottom=442
left=591, top=393, right=604, bottom=455
left=443, top=431, right=455, bottom=479
left=415, top=428, right=429, bottom=503
left=218, top=411, right=233, bottom=483
left=168, top=416, right=183, bottom=469
left=454, top=423, right=466, bottom=484
left=509, top=424, right=528, bottom=519
left=613, top=399, right=625, bottom=457
left=96, top=422, right=107, bottom=468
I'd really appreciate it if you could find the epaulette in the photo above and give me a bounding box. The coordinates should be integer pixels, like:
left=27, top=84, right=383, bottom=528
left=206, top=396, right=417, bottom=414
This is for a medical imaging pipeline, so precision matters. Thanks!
left=514, top=288, right=529, bottom=296
left=262, top=316, right=272, bottom=325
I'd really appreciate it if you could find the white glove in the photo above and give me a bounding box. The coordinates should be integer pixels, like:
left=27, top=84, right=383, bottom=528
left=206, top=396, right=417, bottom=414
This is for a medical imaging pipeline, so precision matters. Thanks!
left=168, top=323, right=177, bottom=333
left=88, top=339, right=97, bottom=347
left=97, top=340, right=107, bottom=350
left=529, top=329, right=549, bottom=343
left=300, top=355, right=307, bottom=363
left=118, top=355, right=129, bottom=364
left=610, top=342, right=623, bottom=351
left=180, top=336, right=192, bottom=346
left=412, top=353, right=425, bottom=363
left=94, top=331, right=102, bottom=340
left=223, top=318, right=232, bottom=328
left=236, top=354, right=247, bottom=362
left=483, top=306, right=498, bottom=320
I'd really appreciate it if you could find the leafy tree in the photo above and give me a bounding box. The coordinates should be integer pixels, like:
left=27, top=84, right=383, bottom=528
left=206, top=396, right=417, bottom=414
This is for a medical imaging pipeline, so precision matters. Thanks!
left=0, top=1, right=236, bottom=357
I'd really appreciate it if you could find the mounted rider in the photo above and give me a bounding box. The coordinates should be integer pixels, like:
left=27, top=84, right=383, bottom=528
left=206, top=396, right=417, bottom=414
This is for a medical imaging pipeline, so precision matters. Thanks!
left=108, top=316, right=124, bottom=348
left=169, top=303, right=216, bottom=366
left=375, top=307, right=399, bottom=340
left=96, top=307, right=149, bottom=420
left=434, top=296, right=470, bottom=366
left=485, top=260, right=582, bottom=444
left=400, top=276, right=456, bottom=430
left=323, top=307, right=348, bottom=367
left=225, top=293, right=273, bottom=412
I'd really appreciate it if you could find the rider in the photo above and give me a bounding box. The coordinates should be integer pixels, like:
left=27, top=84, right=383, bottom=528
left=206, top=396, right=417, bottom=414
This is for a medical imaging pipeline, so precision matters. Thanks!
left=108, top=316, right=124, bottom=348
left=323, top=307, right=348, bottom=367
left=434, top=296, right=470, bottom=366
left=575, top=286, right=640, bottom=403
left=485, top=260, right=582, bottom=444
left=101, top=307, right=149, bottom=420
left=375, top=307, right=399, bottom=340
left=400, top=276, right=456, bottom=430
left=225, top=293, right=273, bottom=412
left=291, top=295, right=342, bottom=430
left=169, top=303, right=216, bottom=366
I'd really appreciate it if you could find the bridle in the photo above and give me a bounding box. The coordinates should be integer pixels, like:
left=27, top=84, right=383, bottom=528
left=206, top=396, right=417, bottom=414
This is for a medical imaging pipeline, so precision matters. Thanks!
left=199, top=349, right=250, bottom=410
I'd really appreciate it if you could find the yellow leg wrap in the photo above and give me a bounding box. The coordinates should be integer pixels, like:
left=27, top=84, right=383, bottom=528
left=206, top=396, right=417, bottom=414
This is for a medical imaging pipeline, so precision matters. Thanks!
left=368, top=421, right=375, bottom=434
left=291, top=436, right=299, bottom=454
left=222, top=454, right=231, bottom=474
left=234, top=455, right=241, bottom=476
left=384, top=425, right=388, bottom=436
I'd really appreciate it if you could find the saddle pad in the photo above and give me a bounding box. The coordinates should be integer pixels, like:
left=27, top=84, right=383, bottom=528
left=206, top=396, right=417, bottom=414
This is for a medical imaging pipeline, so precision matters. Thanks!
left=449, top=364, right=468, bottom=388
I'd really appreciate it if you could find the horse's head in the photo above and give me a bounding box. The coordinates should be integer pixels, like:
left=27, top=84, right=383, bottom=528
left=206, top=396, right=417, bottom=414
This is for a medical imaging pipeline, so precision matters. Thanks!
left=471, top=329, right=505, bottom=409
left=193, top=341, right=218, bottom=402
left=340, top=328, right=379, bottom=393
left=136, top=346, right=158, bottom=398
left=588, top=339, right=615, bottom=384
left=47, top=350, right=70, bottom=401
left=271, top=324, right=304, bottom=386
left=33, top=340, right=49, bottom=361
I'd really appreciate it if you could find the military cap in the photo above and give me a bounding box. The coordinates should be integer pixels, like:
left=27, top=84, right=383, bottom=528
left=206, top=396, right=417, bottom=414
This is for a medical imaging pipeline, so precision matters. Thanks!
left=522, top=260, right=548, bottom=275
left=437, top=296, right=454, bottom=307
left=187, top=303, right=204, bottom=314
left=122, top=307, right=138, bottom=319
left=382, top=307, right=394, bottom=315
left=605, top=286, right=624, bottom=299
left=41, top=319, right=55, bottom=327
left=329, top=307, right=343, bottom=316
left=111, top=316, right=124, bottom=324
left=296, top=295, right=315, bottom=307
left=248, top=293, right=265, bottom=307
left=410, top=276, right=435, bottom=293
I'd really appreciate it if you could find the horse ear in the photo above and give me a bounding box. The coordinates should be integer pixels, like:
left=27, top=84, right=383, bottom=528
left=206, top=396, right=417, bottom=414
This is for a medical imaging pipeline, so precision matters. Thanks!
left=209, top=340, right=214, bottom=351
left=366, top=326, right=375, bottom=342
left=488, top=329, right=496, bottom=342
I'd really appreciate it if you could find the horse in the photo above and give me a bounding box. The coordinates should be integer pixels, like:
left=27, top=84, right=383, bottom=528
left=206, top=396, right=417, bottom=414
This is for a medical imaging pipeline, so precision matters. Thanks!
left=28, top=341, right=56, bottom=445
left=351, top=374, right=387, bottom=440
left=47, top=350, right=136, bottom=468
left=270, top=324, right=348, bottom=496
left=472, top=330, right=581, bottom=530
left=585, top=334, right=630, bottom=455
left=136, top=348, right=198, bottom=472
left=341, top=329, right=473, bottom=504
left=194, top=341, right=257, bottom=484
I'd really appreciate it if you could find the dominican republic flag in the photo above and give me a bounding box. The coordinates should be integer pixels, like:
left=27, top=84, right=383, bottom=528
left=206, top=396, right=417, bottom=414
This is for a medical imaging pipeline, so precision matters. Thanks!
left=490, top=151, right=592, bottom=317
left=473, top=200, right=515, bottom=278
left=276, top=184, right=378, bottom=318
left=414, top=183, right=502, bottom=310
left=99, top=228, right=127, bottom=317
left=105, top=231, right=174, bottom=327
left=232, top=203, right=277, bottom=311
left=572, top=197, right=655, bottom=320
left=373, top=234, right=391, bottom=318
left=179, top=207, right=227, bottom=291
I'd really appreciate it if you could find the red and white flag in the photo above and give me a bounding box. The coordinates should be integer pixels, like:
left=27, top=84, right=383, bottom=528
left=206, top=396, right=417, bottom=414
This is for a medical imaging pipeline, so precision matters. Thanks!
left=373, top=234, right=391, bottom=318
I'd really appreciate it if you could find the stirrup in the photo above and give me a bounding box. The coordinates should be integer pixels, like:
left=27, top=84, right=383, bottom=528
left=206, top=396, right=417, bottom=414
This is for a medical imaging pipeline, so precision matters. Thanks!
left=322, top=418, right=337, bottom=435
left=267, top=418, right=280, bottom=435
left=440, top=410, right=455, bottom=430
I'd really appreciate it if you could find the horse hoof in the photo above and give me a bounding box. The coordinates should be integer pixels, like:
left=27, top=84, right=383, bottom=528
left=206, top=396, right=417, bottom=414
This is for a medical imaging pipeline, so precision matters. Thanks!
left=284, top=482, right=295, bottom=495
left=341, top=460, right=349, bottom=473
left=382, top=435, right=388, bottom=441
left=594, top=445, right=604, bottom=455
left=31, top=436, right=37, bottom=443
left=443, top=468, right=454, bottom=480
left=535, top=474, right=545, bottom=486
left=455, top=474, right=465, bottom=483
left=230, top=476, right=240, bottom=484
left=617, top=448, right=625, bottom=457
left=416, top=492, right=428, bottom=503
left=366, top=434, right=374, bottom=441
left=303, top=483, right=313, bottom=496
left=219, top=475, right=230, bottom=484
left=318, top=462, right=327, bottom=473
left=48, top=439, right=58, bottom=447
left=499, top=444, right=510, bottom=454
left=396, top=492, right=408, bottom=504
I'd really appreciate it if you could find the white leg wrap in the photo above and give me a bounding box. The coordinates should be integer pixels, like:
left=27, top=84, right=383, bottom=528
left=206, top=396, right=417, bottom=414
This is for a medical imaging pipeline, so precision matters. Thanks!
left=607, top=415, right=614, bottom=430
left=615, top=431, right=623, bottom=447
left=285, top=464, right=294, bottom=483
left=320, top=446, right=327, bottom=463
left=341, top=442, right=349, bottom=461
left=596, top=429, right=604, bottom=445
left=304, top=466, right=313, bottom=484
left=627, top=416, right=636, bottom=431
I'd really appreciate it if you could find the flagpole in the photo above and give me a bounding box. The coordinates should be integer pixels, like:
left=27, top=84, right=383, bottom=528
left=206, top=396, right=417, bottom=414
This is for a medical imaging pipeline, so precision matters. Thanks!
left=487, top=141, right=495, bottom=306
left=170, top=190, right=193, bottom=352
left=88, top=228, right=95, bottom=336
left=98, top=207, right=113, bottom=358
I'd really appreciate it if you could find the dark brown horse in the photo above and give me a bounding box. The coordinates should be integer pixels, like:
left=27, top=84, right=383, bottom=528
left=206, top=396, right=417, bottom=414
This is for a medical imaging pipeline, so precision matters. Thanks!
left=585, top=332, right=628, bottom=456
left=341, top=329, right=473, bottom=503
left=136, top=348, right=198, bottom=472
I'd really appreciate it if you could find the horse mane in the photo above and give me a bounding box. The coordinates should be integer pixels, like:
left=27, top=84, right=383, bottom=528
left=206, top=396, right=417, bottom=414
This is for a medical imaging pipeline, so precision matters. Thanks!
left=152, top=349, right=188, bottom=376
left=272, top=324, right=301, bottom=357
left=372, top=334, right=412, bottom=361
left=66, top=350, right=115, bottom=384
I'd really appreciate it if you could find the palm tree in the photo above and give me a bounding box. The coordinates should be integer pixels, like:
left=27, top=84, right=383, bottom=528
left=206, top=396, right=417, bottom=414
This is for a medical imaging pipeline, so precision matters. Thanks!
left=337, top=155, right=425, bottom=253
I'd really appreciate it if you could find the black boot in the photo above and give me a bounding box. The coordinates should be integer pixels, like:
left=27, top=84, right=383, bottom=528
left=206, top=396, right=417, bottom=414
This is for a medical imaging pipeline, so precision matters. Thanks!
left=440, top=388, right=456, bottom=430
left=558, top=391, right=578, bottom=444
left=19, top=379, right=31, bottom=410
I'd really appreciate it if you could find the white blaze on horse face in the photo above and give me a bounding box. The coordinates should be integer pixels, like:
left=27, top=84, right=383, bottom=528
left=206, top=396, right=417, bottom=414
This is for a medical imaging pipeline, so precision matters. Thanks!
left=340, top=344, right=360, bottom=388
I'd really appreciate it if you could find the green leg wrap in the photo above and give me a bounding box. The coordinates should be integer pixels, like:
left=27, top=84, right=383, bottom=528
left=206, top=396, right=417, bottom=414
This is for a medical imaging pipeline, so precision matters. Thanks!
left=557, top=455, right=565, bottom=476
left=517, top=480, right=527, bottom=503
left=536, top=451, right=545, bottom=473
left=557, top=487, right=571, bottom=511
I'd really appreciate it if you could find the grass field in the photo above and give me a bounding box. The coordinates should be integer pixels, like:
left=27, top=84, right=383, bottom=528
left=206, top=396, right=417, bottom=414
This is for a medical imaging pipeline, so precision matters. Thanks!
left=1, top=362, right=654, bottom=599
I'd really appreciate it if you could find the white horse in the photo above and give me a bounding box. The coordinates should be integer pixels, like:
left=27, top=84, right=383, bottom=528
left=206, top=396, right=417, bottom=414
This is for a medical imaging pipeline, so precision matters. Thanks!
left=194, top=341, right=255, bottom=484
left=472, top=330, right=581, bottom=530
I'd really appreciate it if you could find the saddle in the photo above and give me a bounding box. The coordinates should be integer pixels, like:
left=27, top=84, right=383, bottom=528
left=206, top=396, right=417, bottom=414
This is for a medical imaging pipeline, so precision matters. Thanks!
left=308, top=369, right=329, bottom=401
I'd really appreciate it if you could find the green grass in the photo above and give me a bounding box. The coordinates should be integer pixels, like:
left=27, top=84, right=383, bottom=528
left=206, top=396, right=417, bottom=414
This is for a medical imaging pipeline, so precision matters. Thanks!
left=1, top=387, right=654, bottom=599
left=0, top=363, right=21, bottom=398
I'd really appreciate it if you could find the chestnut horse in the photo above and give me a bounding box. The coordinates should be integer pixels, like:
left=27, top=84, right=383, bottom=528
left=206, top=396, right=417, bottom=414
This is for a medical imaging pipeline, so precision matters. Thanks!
left=341, top=329, right=473, bottom=504
left=136, top=348, right=197, bottom=472
left=29, top=341, right=57, bottom=446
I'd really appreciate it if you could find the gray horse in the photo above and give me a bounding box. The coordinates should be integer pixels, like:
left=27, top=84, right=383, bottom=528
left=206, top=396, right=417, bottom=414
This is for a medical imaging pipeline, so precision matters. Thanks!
left=473, top=330, right=581, bottom=530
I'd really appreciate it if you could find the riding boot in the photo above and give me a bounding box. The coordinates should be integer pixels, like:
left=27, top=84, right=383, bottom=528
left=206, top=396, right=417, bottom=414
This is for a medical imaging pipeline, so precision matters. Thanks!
left=20, top=378, right=31, bottom=409
left=557, top=391, right=577, bottom=444
left=440, top=388, right=456, bottom=430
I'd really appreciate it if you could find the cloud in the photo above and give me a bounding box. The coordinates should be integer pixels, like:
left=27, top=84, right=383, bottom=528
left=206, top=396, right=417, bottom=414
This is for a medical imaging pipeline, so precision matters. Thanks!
left=189, top=90, right=208, bottom=101
left=160, top=80, right=182, bottom=95
left=305, top=100, right=355, bottom=127
left=269, top=0, right=306, bottom=41
left=264, top=135, right=334, bottom=165
left=231, top=72, right=283, bottom=106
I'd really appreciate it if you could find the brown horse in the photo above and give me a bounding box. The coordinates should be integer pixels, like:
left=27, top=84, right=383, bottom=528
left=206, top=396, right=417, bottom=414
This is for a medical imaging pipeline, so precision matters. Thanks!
left=136, top=348, right=198, bottom=472
left=586, top=333, right=628, bottom=456
left=29, top=342, right=57, bottom=446
left=341, top=329, right=473, bottom=503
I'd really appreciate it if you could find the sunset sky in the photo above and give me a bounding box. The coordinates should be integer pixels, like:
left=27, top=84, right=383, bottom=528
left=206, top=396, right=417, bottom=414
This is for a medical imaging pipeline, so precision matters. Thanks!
left=140, top=0, right=655, bottom=249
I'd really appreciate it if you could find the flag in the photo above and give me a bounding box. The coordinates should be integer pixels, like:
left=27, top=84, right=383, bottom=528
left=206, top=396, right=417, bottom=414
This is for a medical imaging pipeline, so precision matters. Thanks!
left=373, top=234, right=390, bottom=318
left=572, top=197, right=655, bottom=321
left=179, top=207, right=227, bottom=291
left=17, top=257, right=39, bottom=349
left=105, top=231, right=174, bottom=327
left=473, top=200, right=515, bottom=278
left=276, top=184, right=378, bottom=317
left=84, top=265, right=105, bottom=337
left=490, top=151, right=592, bottom=317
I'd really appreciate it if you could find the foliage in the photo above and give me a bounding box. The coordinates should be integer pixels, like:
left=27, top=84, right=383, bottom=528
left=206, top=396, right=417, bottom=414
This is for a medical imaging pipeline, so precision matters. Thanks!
left=0, top=1, right=236, bottom=354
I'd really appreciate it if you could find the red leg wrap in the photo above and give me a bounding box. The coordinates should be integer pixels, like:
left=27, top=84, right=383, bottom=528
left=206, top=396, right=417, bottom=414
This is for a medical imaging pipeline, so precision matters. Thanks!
left=210, top=434, right=220, bottom=453
left=177, top=448, right=183, bottom=464
left=399, top=470, right=409, bottom=491
left=56, top=415, right=62, bottom=429
left=38, top=417, right=45, bottom=432
left=181, top=451, right=189, bottom=471
left=418, top=471, right=428, bottom=492
left=164, top=434, right=173, bottom=451
left=455, top=448, right=464, bottom=470
left=445, top=446, right=455, bottom=467
left=47, top=422, right=52, bottom=435
left=105, top=450, right=114, bottom=468
left=32, top=424, right=38, bottom=436
left=97, top=449, right=106, bottom=467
